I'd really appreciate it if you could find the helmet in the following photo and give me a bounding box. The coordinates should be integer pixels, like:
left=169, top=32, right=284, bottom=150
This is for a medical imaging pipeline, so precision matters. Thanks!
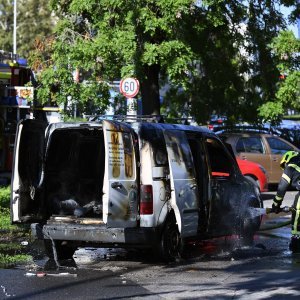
left=280, top=151, right=299, bottom=169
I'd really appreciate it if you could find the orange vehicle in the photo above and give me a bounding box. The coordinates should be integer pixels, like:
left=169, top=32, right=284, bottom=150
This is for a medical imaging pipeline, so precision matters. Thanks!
left=220, top=132, right=299, bottom=184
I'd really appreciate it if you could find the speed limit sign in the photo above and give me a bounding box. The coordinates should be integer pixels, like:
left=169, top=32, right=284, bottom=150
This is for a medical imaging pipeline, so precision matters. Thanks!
left=119, top=77, right=140, bottom=98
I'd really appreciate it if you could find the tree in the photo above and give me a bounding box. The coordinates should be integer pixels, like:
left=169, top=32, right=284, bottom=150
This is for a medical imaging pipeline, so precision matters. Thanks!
left=30, top=0, right=299, bottom=121
left=38, top=0, right=200, bottom=115
left=0, top=0, right=14, bottom=52
left=164, top=0, right=247, bottom=124
left=258, top=30, right=300, bottom=124
left=162, top=0, right=295, bottom=125
left=0, top=0, right=54, bottom=57
left=240, top=0, right=285, bottom=124
left=17, top=0, right=55, bottom=57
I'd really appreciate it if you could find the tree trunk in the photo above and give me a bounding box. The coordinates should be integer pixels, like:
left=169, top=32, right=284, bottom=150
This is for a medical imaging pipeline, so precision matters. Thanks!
left=140, top=65, right=160, bottom=115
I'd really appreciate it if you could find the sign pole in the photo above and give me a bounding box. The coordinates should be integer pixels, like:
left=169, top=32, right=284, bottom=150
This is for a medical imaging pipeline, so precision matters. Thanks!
left=13, top=0, right=17, bottom=55
left=127, top=97, right=136, bottom=116
left=119, top=78, right=140, bottom=116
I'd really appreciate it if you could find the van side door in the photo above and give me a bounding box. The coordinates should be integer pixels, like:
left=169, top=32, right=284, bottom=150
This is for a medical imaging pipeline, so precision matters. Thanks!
left=205, top=136, right=242, bottom=236
left=163, top=130, right=199, bottom=238
left=102, top=120, right=138, bottom=228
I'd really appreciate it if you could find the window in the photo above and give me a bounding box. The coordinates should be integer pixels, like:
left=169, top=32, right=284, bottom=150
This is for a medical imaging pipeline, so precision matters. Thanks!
left=267, top=137, right=294, bottom=154
left=141, top=128, right=168, bottom=167
left=236, top=137, right=264, bottom=154
left=205, top=138, right=234, bottom=178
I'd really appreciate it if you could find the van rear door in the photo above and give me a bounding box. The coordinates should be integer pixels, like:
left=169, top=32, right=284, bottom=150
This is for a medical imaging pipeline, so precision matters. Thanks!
left=103, top=120, right=138, bottom=228
left=163, top=130, right=199, bottom=237
left=11, top=119, right=47, bottom=223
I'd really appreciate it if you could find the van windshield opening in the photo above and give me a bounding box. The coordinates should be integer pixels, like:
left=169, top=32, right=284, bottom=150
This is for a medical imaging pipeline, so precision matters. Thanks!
left=205, top=137, right=234, bottom=178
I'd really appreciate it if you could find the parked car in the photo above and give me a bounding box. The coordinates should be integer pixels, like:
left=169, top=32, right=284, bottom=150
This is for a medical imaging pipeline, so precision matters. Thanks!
left=207, top=115, right=227, bottom=131
left=236, top=158, right=268, bottom=193
left=219, top=132, right=299, bottom=184
left=11, top=118, right=262, bottom=262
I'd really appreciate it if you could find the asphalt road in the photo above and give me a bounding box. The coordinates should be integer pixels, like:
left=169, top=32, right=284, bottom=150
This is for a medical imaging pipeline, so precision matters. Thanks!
left=0, top=190, right=300, bottom=300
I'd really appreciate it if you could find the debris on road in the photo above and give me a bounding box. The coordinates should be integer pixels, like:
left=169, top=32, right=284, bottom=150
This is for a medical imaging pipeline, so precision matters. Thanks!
left=1, top=284, right=15, bottom=297
left=25, top=272, right=77, bottom=278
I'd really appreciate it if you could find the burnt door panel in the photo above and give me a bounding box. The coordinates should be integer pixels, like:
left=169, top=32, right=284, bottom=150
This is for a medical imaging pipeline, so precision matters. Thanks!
left=164, top=130, right=199, bottom=238
left=207, top=178, right=242, bottom=236
left=205, top=137, right=242, bottom=236
left=11, top=119, right=47, bottom=223
left=103, top=120, right=138, bottom=228
left=187, top=137, right=209, bottom=233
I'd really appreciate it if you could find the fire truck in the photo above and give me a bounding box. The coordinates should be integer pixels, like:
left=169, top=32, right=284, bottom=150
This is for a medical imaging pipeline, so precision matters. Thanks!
left=0, top=50, right=60, bottom=178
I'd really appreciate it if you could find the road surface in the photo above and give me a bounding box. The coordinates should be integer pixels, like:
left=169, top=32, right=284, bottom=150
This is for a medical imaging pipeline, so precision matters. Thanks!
left=0, top=191, right=299, bottom=299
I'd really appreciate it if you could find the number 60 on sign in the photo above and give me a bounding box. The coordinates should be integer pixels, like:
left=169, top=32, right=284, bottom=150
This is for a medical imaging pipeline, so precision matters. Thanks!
left=119, top=78, right=140, bottom=98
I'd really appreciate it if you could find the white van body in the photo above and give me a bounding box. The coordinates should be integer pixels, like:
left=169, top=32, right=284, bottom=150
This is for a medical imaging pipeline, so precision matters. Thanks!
left=11, top=119, right=262, bottom=261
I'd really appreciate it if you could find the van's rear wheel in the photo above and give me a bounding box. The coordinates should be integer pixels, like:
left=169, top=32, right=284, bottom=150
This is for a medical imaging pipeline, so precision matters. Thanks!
left=44, top=239, right=77, bottom=260
left=159, top=218, right=183, bottom=262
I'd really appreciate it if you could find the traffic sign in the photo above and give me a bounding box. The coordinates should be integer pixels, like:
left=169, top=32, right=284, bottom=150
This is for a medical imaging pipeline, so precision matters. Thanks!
left=119, top=77, right=140, bottom=98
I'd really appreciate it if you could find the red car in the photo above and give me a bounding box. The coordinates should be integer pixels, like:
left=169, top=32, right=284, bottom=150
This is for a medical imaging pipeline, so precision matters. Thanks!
left=237, top=158, right=268, bottom=193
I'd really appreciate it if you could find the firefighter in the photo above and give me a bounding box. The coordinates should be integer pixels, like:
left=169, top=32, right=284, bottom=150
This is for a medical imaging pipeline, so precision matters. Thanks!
left=272, top=150, right=300, bottom=253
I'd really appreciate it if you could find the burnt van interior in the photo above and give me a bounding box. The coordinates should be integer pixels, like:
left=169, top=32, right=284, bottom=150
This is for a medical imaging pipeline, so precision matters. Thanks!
left=44, top=128, right=105, bottom=219
left=205, top=137, right=234, bottom=177
left=17, top=126, right=105, bottom=220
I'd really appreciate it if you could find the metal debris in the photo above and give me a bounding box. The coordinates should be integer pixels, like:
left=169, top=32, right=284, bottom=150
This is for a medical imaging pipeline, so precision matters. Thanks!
left=25, top=272, right=77, bottom=278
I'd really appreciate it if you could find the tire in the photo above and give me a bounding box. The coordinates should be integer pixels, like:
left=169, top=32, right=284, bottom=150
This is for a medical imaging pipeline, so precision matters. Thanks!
left=241, top=198, right=262, bottom=246
left=44, top=239, right=77, bottom=260
left=158, top=217, right=183, bottom=262
left=245, top=175, right=260, bottom=195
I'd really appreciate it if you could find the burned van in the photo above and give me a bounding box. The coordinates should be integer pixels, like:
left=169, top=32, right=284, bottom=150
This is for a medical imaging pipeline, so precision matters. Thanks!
left=11, top=119, right=262, bottom=261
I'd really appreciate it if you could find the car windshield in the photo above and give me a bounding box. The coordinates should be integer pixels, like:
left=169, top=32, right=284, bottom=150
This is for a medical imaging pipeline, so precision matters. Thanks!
left=266, top=137, right=295, bottom=154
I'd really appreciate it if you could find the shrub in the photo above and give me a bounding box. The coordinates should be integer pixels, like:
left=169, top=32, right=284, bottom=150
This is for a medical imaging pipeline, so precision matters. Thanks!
left=0, top=186, right=11, bottom=209
left=0, top=208, right=11, bottom=229
left=0, top=186, right=10, bottom=208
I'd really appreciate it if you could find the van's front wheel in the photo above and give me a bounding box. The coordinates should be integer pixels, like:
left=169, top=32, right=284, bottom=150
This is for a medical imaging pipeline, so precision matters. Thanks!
left=241, top=198, right=262, bottom=246
left=158, top=218, right=183, bottom=262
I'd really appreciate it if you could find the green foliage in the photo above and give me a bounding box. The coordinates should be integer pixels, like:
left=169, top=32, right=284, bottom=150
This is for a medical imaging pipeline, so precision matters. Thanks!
left=0, top=0, right=14, bottom=52
left=0, top=0, right=54, bottom=57
left=18, top=0, right=55, bottom=57
left=284, top=114, right=300, bottom=120
left=0, top=185, right=31, bottom=268
left=0, top=208, right=12, bottom=229
left=259, top=30, right=300, bottom=122
left=258, top=101, right=284, bottom=125
left=0, top=206, right=29, bottom=269
left=0, top=186, right=10, bottom=209
left=0, top=253, right=32, bottom=268
left=29, top=0, right=299, bottom=121
left=271, top=30, right=300, bottom=72
left=31, top=0, right=200, bottom=114
left=276, top=71, right=300, bottom=108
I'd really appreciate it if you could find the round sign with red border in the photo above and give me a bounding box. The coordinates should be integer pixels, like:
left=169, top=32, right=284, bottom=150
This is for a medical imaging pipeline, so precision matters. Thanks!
left=119, top=77, right=140, bottom=98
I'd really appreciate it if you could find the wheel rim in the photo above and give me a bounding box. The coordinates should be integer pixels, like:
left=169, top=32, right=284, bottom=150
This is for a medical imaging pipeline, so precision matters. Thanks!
left=163, top=222, right=180, bottom=260
left=168, top=228, right=180, bottom=254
